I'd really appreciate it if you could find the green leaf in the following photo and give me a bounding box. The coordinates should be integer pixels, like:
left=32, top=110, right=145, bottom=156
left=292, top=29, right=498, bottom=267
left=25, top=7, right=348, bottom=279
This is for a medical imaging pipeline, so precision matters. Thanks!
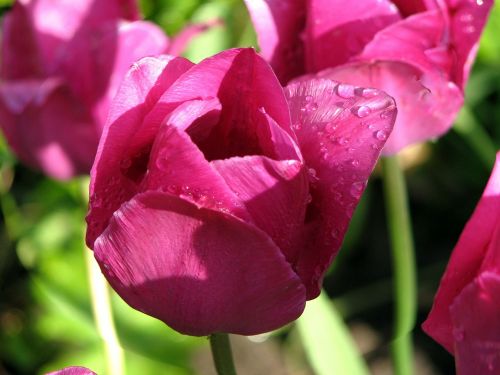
left=296, top=292, right=370, bottom=375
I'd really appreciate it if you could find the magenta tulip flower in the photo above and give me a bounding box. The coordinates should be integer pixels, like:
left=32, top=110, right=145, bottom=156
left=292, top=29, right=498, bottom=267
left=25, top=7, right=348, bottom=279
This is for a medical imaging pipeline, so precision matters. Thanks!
left=244, top=0, right=493, bottom=154
left=85, top=48, right=397, bottom=336
left=423, top=152, right=500, bottom=373
left=0, top=0, right=169, bottom=179
left=46, top=367, right=96, bottom=375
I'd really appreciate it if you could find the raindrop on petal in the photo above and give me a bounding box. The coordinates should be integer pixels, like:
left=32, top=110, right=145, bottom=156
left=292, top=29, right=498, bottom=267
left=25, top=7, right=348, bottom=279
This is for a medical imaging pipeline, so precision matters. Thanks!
left=375, top=130, right=388, bottom=141
left=350, top=181, right=364, bottom=198
left=353, top=105, right=371, bottom=118
left=337, top=83, right=355, bottom=98
left=360, top=88, right=379, bottom=98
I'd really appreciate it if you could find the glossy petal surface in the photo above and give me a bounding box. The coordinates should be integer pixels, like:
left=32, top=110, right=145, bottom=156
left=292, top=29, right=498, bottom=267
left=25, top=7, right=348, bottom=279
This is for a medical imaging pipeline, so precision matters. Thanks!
left=245, top=0, right=493, bottom=153
left=285, top=78, right=396, bottom=297
left=144, top=49, right=293, bottom=163
left=213, top=155, right=308, bottom=265
left=450, top=272, right=500, bottom=374
left=305, top=0, right=401, bottom=71
left=94, top=191, right=306, bottom=336
left=423, top=153, right=500, bottom=352
left=143, top=124, right=252, bottom=221
left=86, top=56, right=194, bottom=247
left=446, top=0, right=494, bottom=88
left=243, top=0, right=306, bottom=83
left=323, top=61, right=463, bottom=154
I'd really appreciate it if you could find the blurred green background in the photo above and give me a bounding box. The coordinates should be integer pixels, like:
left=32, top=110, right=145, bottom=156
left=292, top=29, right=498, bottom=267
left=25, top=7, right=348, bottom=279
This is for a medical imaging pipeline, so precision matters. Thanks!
left=1, top=1, right=499, bottom=374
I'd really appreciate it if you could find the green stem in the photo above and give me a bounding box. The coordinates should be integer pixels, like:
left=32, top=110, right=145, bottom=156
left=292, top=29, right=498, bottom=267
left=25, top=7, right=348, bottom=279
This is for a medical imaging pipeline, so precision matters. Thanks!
left=85, top=250, right=125, bottom=375
left=209, top=333, right=237, bottom=375
left=80, top=176, right=124, bottom=375
left=382, top=156, right=417, bottom=375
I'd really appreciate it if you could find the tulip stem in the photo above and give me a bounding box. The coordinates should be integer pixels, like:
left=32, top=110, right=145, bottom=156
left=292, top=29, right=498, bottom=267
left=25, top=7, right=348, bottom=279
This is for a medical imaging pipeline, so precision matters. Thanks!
left=382, top=155, right=417, bottom=375
left=209, top=333, right=237, bottom=375
left=85, top=249, right=125, bottom=375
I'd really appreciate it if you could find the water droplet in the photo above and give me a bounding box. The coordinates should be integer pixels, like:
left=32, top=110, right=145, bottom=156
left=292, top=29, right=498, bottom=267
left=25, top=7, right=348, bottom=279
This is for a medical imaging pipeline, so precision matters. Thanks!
left=305, top=95, right=313, bottom=102
left=360, top=88, right=379, bottom=98
left=308, top=168, right=318, bottom=182
left=380, top=110, right=393, bottom=119
left=418, top=88, right=431, bottom=101
left=331, top=229, right=339, bottom=238
left=477, top=0, right=484, bottom=5
left=375, top=130, right=388, bottom=141
left=301, top=101, right=318, bottom=112
left=351, top=159, right=360, bottom=167
left=156, top=155, right=169, bottom=171
left=167, top=184, right=179, bottom=194
left=292, top=123, right=302, bottom=131
left=464, top=25, right=476, bottom=33
left=306, top=194, right=313, bottom=204
left=337, top=83, right=355, bottom=98
left=333, top=191, right=342, bottom=202
left=459, top=13, right=474, bottom=22
left=353, top=105, right=371, bottom=118
left=350, top=182, right=364, bottom=198
left=337, top=136, right=349, bottom=145
left=93, top=194, right=102, bottom=208
left=120, top=158, right=132, bottom=169
left=325, top=122, right=338, bottom=133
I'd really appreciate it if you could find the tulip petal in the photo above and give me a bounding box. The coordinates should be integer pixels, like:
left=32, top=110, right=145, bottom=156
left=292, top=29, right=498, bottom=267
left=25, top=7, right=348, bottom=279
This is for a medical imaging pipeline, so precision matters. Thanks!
left=46, top=366, right=96, bottom=375
left=1, top=2, right=42, bottom=79
left=323, top=61, right=463, bottom=154
left=60, top=20, right=168, bottom=128
left=143, top=124, right=252, bottom=222
left=0, top=80, right=97, bottom=179
left=13, top=0, right=139, bottom=70
left=86, top=55, right=194, bottom=247
left=243, top=0, right=306, bottom=84
left=450, top=272, right=500, bottom=374
left=356, top=11, right=446, bottom=74
left=213, top=155, right=308, bottom=265
left=94, top=191, right=306, bottom=336
left=423, top=153, right=500, bottom=353
left=147, top=48, right=293, bottom=161
left=284, top=78, right=396, bottom=298
left=165, top=97, right=221, bottom=135
left=390, top=0, right=437, bottom=16
left=305, top=0, right=401, bottom=71
left=446, top=0, right=494, bottom=88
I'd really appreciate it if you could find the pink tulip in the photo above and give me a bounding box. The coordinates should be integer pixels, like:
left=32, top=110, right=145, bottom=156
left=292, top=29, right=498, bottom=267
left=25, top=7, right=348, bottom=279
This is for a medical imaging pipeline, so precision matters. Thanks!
left=85, top=48, right=397, bottom=336
left=244, top=0, right=493, bottom=154
left=423, top=152, right=500, bottom=373
left=0, top=0, right=169, bottom=179
left=46, top=366, right=96, bottom=375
